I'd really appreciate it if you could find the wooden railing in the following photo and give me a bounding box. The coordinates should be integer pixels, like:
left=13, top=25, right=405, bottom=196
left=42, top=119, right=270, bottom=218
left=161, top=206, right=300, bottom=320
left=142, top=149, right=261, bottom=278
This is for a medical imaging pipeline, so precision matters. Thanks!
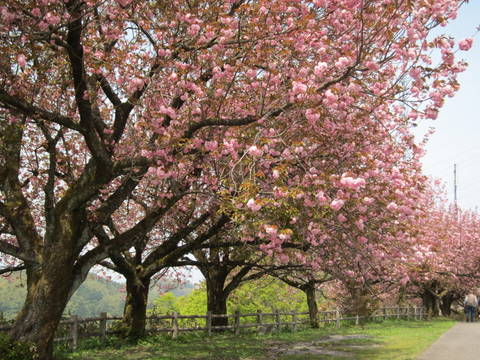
left=0, top=305, right=425, bottom=351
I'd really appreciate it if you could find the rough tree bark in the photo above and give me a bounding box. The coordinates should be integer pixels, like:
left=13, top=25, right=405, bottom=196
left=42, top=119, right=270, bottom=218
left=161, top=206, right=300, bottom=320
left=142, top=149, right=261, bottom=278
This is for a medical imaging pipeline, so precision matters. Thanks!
left=303, top=283, right=319, bottom=328
left=205, top=270, right=230, bottom=328
left=123, top=275, right=151, bottom=339
left=9, top=263, right=75, bottom=360
left=440, top=292, right=457, bottom=317
left=421, top=290, right=440, bottom=317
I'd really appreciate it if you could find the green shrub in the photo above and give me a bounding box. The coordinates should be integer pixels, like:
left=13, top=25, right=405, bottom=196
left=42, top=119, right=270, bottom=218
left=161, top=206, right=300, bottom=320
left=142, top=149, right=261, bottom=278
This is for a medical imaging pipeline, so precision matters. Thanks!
left=0, top=333, right=38, bottom=360
left=108, top=320, right=130, bottom=338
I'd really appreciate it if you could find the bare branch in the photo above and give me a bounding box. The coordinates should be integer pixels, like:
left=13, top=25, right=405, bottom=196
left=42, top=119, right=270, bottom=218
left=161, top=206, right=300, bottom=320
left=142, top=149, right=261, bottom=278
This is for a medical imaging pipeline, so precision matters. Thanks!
left=0, top=89, right=81, bottom=132
left=0, top=239, right=35, bottom=263
left=0, top=264, right=26, bottom=276
left=96, top=74, right=122, bottom=107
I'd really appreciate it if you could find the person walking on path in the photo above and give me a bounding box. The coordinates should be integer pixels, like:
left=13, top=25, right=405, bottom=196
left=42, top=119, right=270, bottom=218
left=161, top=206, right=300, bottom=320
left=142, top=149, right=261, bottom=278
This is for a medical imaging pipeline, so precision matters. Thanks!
left=464, top=292, right=478, bottom=322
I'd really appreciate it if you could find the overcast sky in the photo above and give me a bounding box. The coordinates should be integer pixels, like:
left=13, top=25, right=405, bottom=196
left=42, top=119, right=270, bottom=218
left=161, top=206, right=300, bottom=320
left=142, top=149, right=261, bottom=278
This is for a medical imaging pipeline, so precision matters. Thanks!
left=415, top=1, right=480, bottom=210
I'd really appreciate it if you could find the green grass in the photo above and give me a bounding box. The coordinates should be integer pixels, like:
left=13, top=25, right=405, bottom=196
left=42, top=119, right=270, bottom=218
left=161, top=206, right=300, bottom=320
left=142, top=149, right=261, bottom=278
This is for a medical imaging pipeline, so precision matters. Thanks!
left=58, top=319, right=455, bottom=360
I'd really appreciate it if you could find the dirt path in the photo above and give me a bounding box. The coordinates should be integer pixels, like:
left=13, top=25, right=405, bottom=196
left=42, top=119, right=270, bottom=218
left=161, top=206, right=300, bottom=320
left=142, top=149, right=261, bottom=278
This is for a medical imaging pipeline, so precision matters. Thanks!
left=417, top=322, right=480, bottom=360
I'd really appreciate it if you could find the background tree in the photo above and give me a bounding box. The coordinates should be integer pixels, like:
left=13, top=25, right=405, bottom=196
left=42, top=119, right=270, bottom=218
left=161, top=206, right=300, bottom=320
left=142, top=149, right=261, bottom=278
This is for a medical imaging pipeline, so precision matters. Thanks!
left=100, top=208, right=229, bottom=339
left=406, top=187, right=480, bottom=316
left=267, top=267, right=331, bottom=328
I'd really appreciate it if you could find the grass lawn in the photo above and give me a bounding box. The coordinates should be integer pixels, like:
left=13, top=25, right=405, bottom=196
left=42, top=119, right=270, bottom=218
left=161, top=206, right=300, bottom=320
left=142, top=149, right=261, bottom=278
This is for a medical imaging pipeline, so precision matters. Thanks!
left=59, top=319, right=455, bottom=360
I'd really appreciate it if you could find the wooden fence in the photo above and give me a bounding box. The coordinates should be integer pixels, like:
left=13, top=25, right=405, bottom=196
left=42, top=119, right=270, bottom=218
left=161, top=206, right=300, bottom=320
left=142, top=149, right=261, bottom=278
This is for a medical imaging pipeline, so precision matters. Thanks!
left=0, top=306, right=425, bottom=351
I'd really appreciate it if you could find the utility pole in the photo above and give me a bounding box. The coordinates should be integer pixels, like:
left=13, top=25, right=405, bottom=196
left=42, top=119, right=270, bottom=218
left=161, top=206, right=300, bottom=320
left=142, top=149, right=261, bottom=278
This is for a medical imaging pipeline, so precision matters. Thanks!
left=454, top=163, right=457, bottom=210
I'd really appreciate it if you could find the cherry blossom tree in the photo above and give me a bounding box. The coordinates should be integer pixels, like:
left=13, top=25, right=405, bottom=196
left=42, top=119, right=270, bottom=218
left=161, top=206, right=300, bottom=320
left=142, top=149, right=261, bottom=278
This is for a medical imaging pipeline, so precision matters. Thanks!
left=100, top=207, right=229, bottom=339
left=0, top=0, right=469, bottom=358
left=266, top=266, right=332, bottom=328
left=406, top=186, right=480, bottom=316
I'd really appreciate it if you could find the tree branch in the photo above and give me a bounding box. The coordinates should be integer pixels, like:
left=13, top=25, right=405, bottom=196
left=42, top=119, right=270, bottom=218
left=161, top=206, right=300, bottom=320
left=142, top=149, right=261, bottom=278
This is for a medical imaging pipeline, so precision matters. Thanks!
left=0, top=264, right=26, bottom=275
left=96, top=74, right=122, bottom=107
left=144, top=213, right=230, bottom=277
left=183, top=103, right=293, bottom=139
left=65, top=0, right=110, bottom=164
left=0, top=239, right=35, bottom=263
left=0, top=89, right=81, bottom=132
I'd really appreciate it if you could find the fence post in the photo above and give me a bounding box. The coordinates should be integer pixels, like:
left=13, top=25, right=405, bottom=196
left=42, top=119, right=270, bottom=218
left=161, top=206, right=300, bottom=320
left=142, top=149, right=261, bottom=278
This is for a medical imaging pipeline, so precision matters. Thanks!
left=407, top=306, right=411, bottom=320
left=396, top=306, right=400, bottom=320
left=335, top=308, right=340, bottom=328
left=256, top=310, right=263, bottom=334
left=234, top=310, right=240, bottom=335
left=414, top=306, right=418, bottom=320
left=292, top=312, right=298, bottom=332
left=355, top=314, right=359, bottom=326
left=70, top=315, right=78, bottom=351
left=275, top=310, right=280, bottom=332
left=100, top=312, right=107, bottom=344
left=206, top=311, right=212, bottom=336
left=172, top=312, right=179, bottom=339
left=383, top=307, right=387, bottom=321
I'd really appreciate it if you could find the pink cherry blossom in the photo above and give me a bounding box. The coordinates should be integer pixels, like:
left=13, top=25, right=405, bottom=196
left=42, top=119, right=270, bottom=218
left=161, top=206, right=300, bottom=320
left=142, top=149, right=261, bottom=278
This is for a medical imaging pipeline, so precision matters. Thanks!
left=188, top=24, right=201, bottom=36
left=247, top=145, right=263, bottom=157
left=386, top=202, right=398, bottom=211
left=315, top=191, right=327, bottom=204
left=17, top=54, right=26, bottom=68
left=116, top=0, right=132, bottom=6
left=247, top=198, right=261, bottom=212
left=458, top=38, right=473, bottom=51
left=45, top=12, right=60, bottom=25
left=330, top=199, right=345, bottom=211
left=204, top=140, right=218, bottom=152
left=31, top=8, right=41, bottom=17
left=363, top=197, right=375, bottom=205
left=314, top=62, right=328, bottom=76
left=291, top=81, right=308, bottom=95
left=278, top=253, right=290, bottom=264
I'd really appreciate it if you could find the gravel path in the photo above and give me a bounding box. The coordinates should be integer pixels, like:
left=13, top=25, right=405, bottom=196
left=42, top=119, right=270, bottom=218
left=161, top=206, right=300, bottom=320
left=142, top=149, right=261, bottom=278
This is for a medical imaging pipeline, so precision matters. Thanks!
left=417, top=322, right=480, bottom=360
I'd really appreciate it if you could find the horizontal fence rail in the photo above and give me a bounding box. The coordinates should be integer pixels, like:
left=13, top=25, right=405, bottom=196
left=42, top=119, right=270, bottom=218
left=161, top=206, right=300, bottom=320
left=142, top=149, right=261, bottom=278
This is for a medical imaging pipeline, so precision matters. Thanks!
left=0, top=306, right=425, bottom=351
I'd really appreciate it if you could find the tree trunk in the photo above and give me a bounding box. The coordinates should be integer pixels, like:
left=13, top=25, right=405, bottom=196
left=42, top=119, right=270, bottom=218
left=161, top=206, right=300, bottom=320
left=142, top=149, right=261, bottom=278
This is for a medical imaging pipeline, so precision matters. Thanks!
left=9, top=264, right=75, bottom=360
left=348, top=285, right=376, bottom=325
left=304, top=285, right=319, bottom=328
left=123, top=275, right=151, bottom=340
left=422, top=289, right=440, bottom=317
left=207, top=292, right=228, bottom=328
left=440, top=293, right=454, bottom=317
left=205, top=274, right=228, bottom=329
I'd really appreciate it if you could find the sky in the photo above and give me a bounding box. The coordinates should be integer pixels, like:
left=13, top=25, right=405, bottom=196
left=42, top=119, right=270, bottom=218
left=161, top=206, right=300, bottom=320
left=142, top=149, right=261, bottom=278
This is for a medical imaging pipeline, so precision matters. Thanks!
left=416, top=1, right=480, bottom=210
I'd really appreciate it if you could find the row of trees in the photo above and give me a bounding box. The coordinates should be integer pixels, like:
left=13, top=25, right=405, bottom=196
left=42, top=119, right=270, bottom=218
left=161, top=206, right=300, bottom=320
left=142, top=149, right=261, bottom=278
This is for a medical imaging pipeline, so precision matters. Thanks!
left=0, top=0, right=476, bottom=359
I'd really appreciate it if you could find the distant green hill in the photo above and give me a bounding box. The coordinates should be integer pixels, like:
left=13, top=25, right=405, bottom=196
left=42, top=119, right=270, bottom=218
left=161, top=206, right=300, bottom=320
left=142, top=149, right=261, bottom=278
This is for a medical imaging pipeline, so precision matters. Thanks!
left=0, top=272, right=194, bottom=319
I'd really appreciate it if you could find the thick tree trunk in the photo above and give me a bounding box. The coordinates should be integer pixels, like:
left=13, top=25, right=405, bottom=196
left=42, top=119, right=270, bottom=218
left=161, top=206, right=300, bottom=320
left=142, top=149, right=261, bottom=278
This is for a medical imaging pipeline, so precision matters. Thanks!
left=440, top=293, right=455, bottom=317
left=122, top=275, right=151, bottom=339
left=205, top=275, right=228, bottom=328
left=304, top=285, right=319, bottom=328
left=207, top=292, right=228, bottom=328
left=422, top=290, right=440, bottom=317
left=348, top=285, right=375, bottom=325
left=9, top=264, right=74, bottom=360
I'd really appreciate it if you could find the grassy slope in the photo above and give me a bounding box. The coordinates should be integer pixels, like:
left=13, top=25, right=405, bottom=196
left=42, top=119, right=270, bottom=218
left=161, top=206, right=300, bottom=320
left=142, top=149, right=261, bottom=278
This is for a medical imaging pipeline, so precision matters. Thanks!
left=61, top=319, right=455, bottom=360
left=0, top=272, right=194, bottom=319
